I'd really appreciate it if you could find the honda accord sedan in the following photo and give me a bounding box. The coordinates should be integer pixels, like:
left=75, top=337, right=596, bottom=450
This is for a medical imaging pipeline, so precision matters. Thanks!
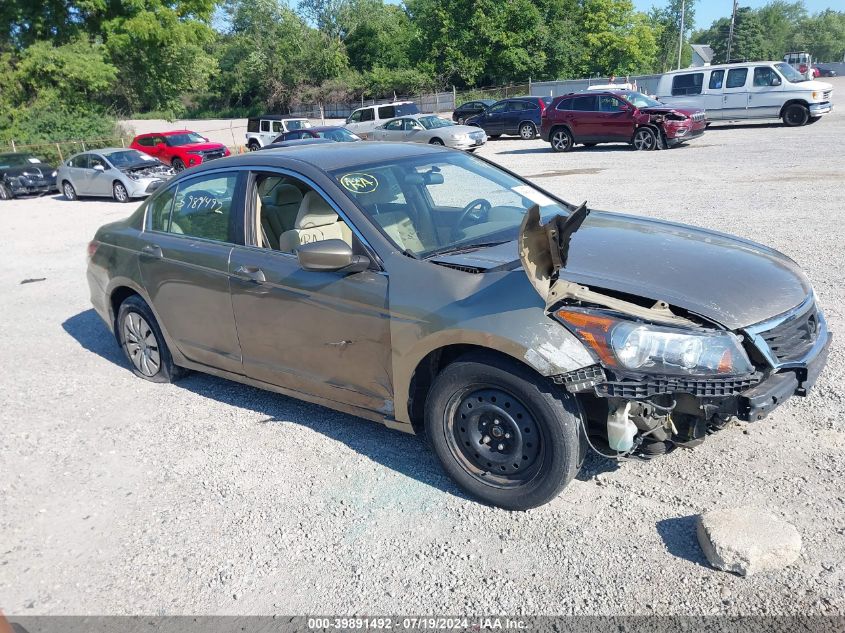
left=86, top=143, right=830, bottom=510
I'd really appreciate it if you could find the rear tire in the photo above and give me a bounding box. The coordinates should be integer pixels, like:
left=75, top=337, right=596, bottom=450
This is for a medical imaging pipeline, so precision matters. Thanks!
left=782, top=104, right=810, bottom=127
left=519, top=122, right=537, bottom=140
left=117, top=295, right=184, bottom=383
left=429, top=138, right=445, bottom=146
left=550, top=127, right=573, bottom=152
left=247, top=141, right=261, bottom=152
left=424, top=352, right=582, bottom=510
left=62, top=181, right=77, bottom=201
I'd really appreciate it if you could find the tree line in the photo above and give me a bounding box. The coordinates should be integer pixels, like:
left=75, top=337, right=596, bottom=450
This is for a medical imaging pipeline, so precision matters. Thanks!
left=0, top=0, right=842, bottom=149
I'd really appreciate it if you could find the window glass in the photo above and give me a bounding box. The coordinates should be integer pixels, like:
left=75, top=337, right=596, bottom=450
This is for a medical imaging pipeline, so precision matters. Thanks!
left=726, top=68, right=748, bottom=89
left=521, top=100, right=539, bottom=111
left=555, top=98, right=573, bottom=111
left=599, top=96, right=624, bottom=112
left=394, top=103, right=420, bottom=116
left=286, top=119, right=310, bottom=130
left=260, top=120, right=270, bottom=132
left=247, top=119, right=259, bottom=133
left=407, top=119, right=424, bottom=130
left=348, top=111, right=362, bottom=123
left=671, top=73, right=703, bottom=96
left=89, top=155, right=107, bottom=170
left=272, top=121, right=283, bottom=133
left=753, top=66, right=779, bottom=87
left=378, top=105, right=396, bottom=119
left=71, top=155, right=88, bottom=168
left=170, top=174, right=238, bottom=242
left=709, top=70, right=725, bottom=89
left=384, top=119, right=404, bottom=131
left=488, top=102, right=507, bottom=114
left=149, top=187, right=176, bottom=232
left=572, top=96, right=597, bottom=111
left=360, top=108, right=375, bottom=122
left=136, top=137, right=152, bottom=147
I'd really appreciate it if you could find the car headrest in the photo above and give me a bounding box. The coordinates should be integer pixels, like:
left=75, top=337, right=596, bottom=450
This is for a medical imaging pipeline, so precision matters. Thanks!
left=272, top=183, right=303, bottom=207
left=295, top=191, right=338, bottom=229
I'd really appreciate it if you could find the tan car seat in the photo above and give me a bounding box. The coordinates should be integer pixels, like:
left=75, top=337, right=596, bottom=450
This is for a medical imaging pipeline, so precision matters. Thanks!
left=261, top=183, right=303, bottom=250
left=357, top=186, right=426, bottom=253
left=278, top=190, right=352, bottom=252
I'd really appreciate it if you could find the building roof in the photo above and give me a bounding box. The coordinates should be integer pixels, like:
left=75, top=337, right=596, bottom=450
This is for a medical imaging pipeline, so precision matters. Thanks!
left=691, top=44, right=715, bottom=64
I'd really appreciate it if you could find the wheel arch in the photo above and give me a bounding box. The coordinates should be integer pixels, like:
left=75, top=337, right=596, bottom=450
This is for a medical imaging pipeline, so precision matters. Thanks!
left=779, top=99, right=809, bottom=117
left=549, top=123, right=574, bottom=140
left=518, top=119, right=537, bottom=130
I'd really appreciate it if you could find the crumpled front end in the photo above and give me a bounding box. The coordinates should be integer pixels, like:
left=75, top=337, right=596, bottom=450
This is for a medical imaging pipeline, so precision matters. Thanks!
left=121, top=163, right=174, bottom=197
left=518, top=206, right=831, bottom=458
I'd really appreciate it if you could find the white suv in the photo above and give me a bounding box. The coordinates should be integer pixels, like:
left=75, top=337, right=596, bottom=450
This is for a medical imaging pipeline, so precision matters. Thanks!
left=245, top=116, right=312, bottom=150
left=345, top=102, right=420, bottom=139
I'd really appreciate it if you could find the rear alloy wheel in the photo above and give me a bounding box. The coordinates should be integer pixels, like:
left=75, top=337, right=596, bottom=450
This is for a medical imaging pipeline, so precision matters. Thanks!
left=172, top=158, right=186, bottom=172
left=429, top=138, right=445, bottom=146
left=247, top=141, right=260, bottom=152
left=425, top=352, right=581, bottom=510
left=550, top=128, right=573, bottom=152
left=113, top=181, right=130, bottom=203
left=633, top=127, right=658, bottom=151
left=519, top=122, right=537, bottom=140
left=0, top=183, right=11, bottom=200
left=117, top=295, right=183, bottom=383
left=62, top=181, right=77, bottom=201
left=782, top=104, right=810, bottom=127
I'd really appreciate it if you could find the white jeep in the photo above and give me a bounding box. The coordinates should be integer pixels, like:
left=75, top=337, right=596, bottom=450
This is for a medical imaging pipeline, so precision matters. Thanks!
left=245, top=116, right=312, bottom=150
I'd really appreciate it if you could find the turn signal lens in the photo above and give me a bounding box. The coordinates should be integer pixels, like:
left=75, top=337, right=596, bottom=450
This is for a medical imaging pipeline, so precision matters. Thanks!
left=555, top=309, right=618, bottom=366
left=87, top=240, right=99, bottom=259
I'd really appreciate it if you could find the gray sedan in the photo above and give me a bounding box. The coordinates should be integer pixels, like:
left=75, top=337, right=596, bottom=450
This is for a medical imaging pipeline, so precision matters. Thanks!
left=370, top=114, right=487, bottom=150
left=56, top=148, right=174, bottom=202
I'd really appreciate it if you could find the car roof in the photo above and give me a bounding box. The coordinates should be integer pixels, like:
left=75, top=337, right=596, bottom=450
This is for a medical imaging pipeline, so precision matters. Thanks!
left=304, top=125, right=348, bottom=132
left=663, top=61, right=783, bottom=74
left=187, top=141, right=448, bottom=175
left=352, top=101, right=416, bottom=111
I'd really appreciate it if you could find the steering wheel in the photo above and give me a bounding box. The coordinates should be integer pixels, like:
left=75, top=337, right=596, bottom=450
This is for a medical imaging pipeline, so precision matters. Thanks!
left=451, top=198, right=492, bottom=240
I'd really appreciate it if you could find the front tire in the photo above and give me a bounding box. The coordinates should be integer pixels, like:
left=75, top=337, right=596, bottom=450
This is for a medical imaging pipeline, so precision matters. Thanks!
left=172, top=158, right=186, bottom=172
left=429, top=138, right=445, bottom=146
left=247, top=141, right=260, bottom=152
left=113, top=181, right=130, bottom=203
left=550, top=127, right=573, bottom=152
left=783, top=104, right=810, bottom=127
left=424, top=352, right=582, bottom=510
left=117, top=295, right=184, bottom=383
left=62, top=181, right=77, bottom=200
left=632, top=127, right=658, bottom=151
left=519, top=122, right=537, bottom=140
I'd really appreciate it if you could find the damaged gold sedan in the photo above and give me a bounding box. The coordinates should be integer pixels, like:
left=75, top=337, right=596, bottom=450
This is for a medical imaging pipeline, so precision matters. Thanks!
left=87, top=143, right=831, bottom=510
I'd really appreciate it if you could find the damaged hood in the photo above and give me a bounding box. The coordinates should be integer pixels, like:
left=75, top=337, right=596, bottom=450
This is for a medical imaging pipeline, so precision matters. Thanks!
left=437, top=207, right=812, bottom=330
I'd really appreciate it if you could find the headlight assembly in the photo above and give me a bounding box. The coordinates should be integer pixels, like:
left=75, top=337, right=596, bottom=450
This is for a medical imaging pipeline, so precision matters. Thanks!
left=555, top=308, right=754, bottom=376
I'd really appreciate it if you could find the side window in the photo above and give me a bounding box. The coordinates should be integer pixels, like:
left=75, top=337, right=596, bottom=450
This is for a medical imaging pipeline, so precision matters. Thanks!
left=753, top=67, right=778, bottom=87
left=709, top=70, right=725, bottom=90
left=170, top=174, right=238, bottom=242
left=406, top=120, right=423, bottom=130
left=136, top=137, right=151, bottom=147
left=384, top=119, right=404, bottom=131
left=507, top=102, right=524, bottom=112
left=89, top=155, right=107, bottom=170
left=348, top=111, right=362, bottom=123
left=253, top=173, right=354, bottom=253
left=726, top=68, right=748, bottom=89
left=599, top=96, right=623, bottom=112
left=148, top=187, right=176, bottom=232
left=378, top=105, right=395, bottom=119
left=488, top=103, right=507, bottom=114
left=672, top=73, right=703, bottom=96
left=272, top=121, right=283, bottom=133
left=360, top=108, right=375, bottom=122
left=522, top=101, right=539, bottom=111
left=260, top=120, right=270, bottom=133
left=572, top=96, right=597, bottom=111
left=71, top=155, right=88, bottom=168
left=247, top=119, right=259, bottom=133
left=555, top=98, right=573, bottom=111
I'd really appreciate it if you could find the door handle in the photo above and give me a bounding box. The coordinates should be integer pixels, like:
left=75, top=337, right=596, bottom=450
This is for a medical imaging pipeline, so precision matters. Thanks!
left=234, top=265, right=266, bottom=283
left=140, top=244, right=163, bottom=259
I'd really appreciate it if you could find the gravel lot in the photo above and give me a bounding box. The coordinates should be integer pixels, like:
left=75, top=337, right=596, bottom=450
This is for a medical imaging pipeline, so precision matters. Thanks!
left=2, top=78, right=844, bottom=616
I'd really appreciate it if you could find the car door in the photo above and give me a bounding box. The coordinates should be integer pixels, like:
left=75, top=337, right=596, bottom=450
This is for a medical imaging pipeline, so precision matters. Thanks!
left=376, top=118, right=406, bottom=141
left=569, top=95, right=599, bottom=141
left=259, top=120, right=276, bottom=146
left=65, top=154, right=89, bottom=193
left=748, top=66, right=785, bottom=118
left=84, top=154, right=112, bottom=196
left=138, top=170, right=245, bottom=374
left=503, top=101, right=525, bottom=134
left=705, top=70, right=726, bottom=119
left=597, top=95, right=634, bottom=141
left=482, top=102, right=508, bottom=135
left=228, top=170, right=393, bottom=414
left=722, top=67, right=750, bottom=119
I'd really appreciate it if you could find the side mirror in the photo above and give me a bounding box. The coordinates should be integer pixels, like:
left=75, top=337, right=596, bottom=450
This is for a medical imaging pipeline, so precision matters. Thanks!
left=772, top=77, right=782, bottom=86
left=93, top=164, right=105, bottom=172
left=297, top=239, right=370, bottom=274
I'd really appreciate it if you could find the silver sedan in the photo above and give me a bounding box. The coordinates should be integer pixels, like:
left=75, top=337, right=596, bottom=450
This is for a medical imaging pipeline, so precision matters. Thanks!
left=370, top=114, right=487, bottom=151
left=56, top=148, right=174, bottom=202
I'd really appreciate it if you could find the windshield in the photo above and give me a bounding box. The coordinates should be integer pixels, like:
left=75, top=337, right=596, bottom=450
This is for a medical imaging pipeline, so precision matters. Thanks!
left=621, top=91, right=663, bottom=108
left=165, top=132, right=207, bottom=146
left=0, top=154, right=41, bottom=167
left=331, top=153, right=571, bottom=258
left=107, top=149, right=156, bottom=168
left=418, top=115, right=454, bottom=130
left=286, top=119, right=312, bottom=130
left=317, top=128, right=360, bottom=141
left=775, top=62, right=807, bottom=83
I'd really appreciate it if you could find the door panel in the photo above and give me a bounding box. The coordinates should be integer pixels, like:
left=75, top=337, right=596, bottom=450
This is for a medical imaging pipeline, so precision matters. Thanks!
left=229, top=248, right=393, bottom=413
left=748, top=66, right=785, bottom=118
left=722, top=68, right=750, bottom=119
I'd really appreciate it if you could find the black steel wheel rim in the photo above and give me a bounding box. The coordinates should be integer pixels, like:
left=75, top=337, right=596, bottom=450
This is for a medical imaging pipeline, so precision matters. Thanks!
left=443, top=386, right=544, bottom=489
left=786, top=107, right=805, bottom=125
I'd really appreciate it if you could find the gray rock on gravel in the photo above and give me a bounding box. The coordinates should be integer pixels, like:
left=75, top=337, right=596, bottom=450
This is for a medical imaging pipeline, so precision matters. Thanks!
left=696, top=507, right=802, bottom=576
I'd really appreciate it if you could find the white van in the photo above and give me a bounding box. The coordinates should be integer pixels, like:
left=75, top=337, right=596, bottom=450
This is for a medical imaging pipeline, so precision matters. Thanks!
left=655, top=62, right=833, bottom=126
left=345, top=101, right=420, bottom=139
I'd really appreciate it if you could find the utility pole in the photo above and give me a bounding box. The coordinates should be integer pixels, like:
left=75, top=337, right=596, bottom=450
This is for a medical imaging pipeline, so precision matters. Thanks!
left=677, top=0, right=685, bottom=70
left=726, top=0, right=738, bottom=62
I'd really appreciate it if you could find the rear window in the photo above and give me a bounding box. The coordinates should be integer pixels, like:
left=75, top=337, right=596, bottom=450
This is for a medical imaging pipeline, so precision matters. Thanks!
left=247, top=119, right=259, bottom=133
left=521, top=100, right=539, bottom=111
left=135, top=137, right=153, bottom=147
left=726, top=68, right=748, bottom=89
left=672, top=73, right=703, bottom=96
left=378, top=105, right=395, bottom=119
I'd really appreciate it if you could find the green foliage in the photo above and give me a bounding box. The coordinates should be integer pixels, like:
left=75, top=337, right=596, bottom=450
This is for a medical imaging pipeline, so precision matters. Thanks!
left=794, top=10, right=845, bottom=62
left=649, top=0, right=697, bottom=73
left=575, top=0, right=658, bottom=76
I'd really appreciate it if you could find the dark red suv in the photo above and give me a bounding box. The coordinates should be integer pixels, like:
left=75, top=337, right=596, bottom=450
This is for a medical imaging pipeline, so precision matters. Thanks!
left=540, top=90, right=706, bottom=152
left=130, top=130, right=231, bottom=171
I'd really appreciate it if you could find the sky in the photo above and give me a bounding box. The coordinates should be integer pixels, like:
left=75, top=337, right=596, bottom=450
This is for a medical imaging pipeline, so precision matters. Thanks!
left=632, top=0, right=839, bottom=29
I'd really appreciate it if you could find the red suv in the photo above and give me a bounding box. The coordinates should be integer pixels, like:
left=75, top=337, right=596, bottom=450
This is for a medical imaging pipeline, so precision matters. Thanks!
left=540, top=90, right=706, bottom=152
left=130, top=131, right=231, bottom=171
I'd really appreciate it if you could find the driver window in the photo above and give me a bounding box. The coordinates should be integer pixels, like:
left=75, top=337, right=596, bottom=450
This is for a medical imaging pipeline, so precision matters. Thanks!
left=251, top=173, right=353, bottom=254
left=384, top=119, right=403, bottom=131
left=348, top=111, right=362, bottom=123
left=89, top=155, right=107, bottom=170
left=272, top=121, right=283, bottom=133
left=405, top=120, right=423, bottom=131
left=753, top=67, right=778, bottom=87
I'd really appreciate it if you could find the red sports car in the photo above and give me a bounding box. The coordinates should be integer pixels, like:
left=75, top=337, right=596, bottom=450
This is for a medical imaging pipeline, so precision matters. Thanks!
left=130, top=130, right=230, bottom=172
